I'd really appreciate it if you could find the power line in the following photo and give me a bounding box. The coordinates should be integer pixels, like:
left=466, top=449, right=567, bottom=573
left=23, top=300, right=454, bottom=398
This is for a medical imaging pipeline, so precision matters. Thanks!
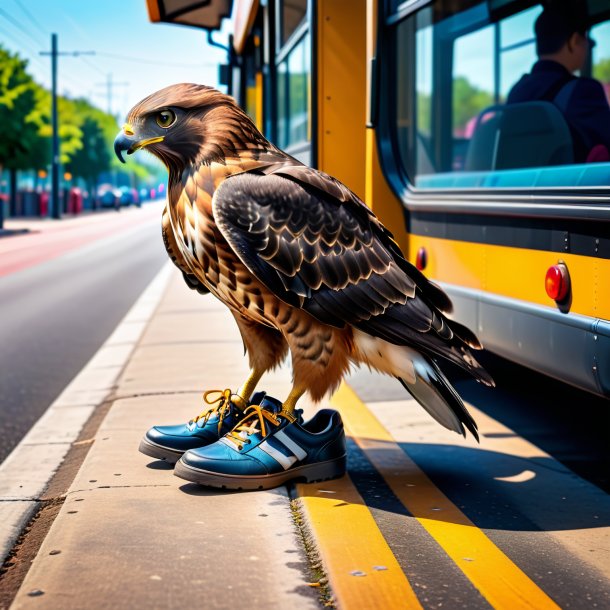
left=0, top=24, right=82, bottom=90
left=0, top=25, right=99, bottom=111
left=0, top=6, right=45, bottom=49
left=80, top=55, right=106, bottom=77
left=1, top=6, right=91, bottom=94
left=95, top=74, right=129, bottom=116
left=0, top=22, right=49, bottom=73
left=95, top=51, right=217, bottom=68
left=0, top=23, right=103, bottom=103
left=11, top=0, right=47, bottom=38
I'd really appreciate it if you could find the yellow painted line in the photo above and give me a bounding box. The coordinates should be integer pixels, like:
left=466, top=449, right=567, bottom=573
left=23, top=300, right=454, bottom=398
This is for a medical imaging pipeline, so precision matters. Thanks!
left=296, top=474, right=423, bottom=609
left=331, top=382, right=561, bottom=610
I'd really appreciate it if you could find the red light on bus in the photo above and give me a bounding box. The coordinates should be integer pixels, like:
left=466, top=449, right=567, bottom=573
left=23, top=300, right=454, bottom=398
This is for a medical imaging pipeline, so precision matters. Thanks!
left=416, top=247, right=427, bottom=271
left=545, top=264, right=570, bottom=302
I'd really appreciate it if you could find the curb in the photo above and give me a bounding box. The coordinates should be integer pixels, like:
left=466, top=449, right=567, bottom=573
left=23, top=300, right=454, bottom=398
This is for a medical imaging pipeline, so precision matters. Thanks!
left=0, top=262, right=172, bottom=562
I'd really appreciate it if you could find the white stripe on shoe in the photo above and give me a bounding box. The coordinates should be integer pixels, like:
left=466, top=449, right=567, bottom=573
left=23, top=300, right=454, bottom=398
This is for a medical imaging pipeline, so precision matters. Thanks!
left=274, top=430, right=307, bottom=461
left=259, top=440, right=297, bottom=469
left=219, top=429, right=308, bottom=471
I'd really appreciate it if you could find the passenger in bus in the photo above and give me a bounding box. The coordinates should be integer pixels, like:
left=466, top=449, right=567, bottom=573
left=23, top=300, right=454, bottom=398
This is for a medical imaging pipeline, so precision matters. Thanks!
left=506, top=4, right=610, bottom=163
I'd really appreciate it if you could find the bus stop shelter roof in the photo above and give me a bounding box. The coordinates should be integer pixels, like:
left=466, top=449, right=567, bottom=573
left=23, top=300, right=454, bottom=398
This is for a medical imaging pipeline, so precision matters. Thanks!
left=146, top=0, right=233, bottom=31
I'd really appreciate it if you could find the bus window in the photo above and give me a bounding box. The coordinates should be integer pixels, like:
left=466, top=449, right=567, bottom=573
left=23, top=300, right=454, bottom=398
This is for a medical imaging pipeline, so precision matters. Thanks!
left=452, top=24, right=495, bottom=172
left=275, top=1, right=311, bottom=162
left=243, top=51, right=257, bottom=124
left=414, top=16, right=434, bottom=176
left=388, top=1, right=610, bottom=190
left=592, top=20, right=610, bottom=104
left=279, top=0, right=307, bottom=47
left=499, top=7, right=539, bottom=96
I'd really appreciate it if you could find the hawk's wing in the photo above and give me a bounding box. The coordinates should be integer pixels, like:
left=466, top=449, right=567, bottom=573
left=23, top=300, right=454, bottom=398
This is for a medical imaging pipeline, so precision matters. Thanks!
left=213, top=169, right=492, bottom=385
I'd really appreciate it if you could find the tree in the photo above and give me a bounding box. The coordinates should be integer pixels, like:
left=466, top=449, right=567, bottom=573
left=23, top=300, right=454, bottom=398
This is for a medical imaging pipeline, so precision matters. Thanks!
left=33, top=89, right=84, bottom=167
left=65, top=99, right=118, bottom=198
left=593, top=58, right=610, bottom=87
left=453, top=76, right=493, bottom=135
left=66, top=117, right=110, bottom=193
left=0, top=46, right=42, bottom=226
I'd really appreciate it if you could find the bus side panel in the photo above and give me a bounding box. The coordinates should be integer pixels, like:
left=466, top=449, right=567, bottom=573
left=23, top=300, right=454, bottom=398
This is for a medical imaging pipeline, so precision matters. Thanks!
left=366, top=130, right=410, bottom=252
left=316, top=0, right=366, bottom=199
left=594, top=321, right=610, bottom=394
left=407, top=235, right=610, bottom=320
left=408, top=233, right=610, bottom=395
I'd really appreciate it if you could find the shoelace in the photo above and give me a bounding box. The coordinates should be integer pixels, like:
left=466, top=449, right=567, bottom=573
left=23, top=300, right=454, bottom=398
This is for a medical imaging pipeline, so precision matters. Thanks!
left=225, top=404, right=292, bottom=450
left=190, top=389, right=246, bottom=435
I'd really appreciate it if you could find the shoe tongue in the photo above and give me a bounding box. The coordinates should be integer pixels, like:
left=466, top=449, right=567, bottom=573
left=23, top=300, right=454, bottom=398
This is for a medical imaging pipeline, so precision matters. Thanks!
left=258, top=395, right=283, bottom=415
left=249, top=391, right=266, bottom=406
left=257, top=395, right=304, bottom=425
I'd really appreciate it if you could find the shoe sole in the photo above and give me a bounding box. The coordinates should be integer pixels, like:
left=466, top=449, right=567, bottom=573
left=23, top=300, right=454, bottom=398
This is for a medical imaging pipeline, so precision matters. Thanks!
left=174, top=456, right=347, bottom=491
left=139, top=437, right=184, bottom=464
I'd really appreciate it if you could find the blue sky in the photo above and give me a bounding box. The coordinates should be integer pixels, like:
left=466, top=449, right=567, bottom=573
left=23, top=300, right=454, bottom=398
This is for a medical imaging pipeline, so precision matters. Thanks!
left=0, top=0, right=231, bottom=121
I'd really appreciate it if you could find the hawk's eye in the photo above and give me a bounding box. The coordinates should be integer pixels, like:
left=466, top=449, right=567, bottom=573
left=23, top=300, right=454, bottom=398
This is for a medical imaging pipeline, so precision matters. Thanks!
left=156, top=110, right=176, bottom=128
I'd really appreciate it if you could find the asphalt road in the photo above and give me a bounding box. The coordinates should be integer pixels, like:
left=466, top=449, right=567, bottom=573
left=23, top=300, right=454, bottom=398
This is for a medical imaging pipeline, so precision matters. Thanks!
left=346, top=362, right=610, bottom=607
left=452, top=352, right=610, bottom=494
left=0, top=212, right=167, bottom=464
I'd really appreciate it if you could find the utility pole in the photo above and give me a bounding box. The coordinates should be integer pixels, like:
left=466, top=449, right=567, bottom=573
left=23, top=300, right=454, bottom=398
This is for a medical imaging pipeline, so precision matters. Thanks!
left=96, top=74, right=128, bottom=116
left=40, top=34, right=95, bottom=220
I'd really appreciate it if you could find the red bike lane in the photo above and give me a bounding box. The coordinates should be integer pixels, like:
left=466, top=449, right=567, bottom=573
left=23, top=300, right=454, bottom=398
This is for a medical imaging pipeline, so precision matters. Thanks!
left=0, top=203, right=163, bottom=278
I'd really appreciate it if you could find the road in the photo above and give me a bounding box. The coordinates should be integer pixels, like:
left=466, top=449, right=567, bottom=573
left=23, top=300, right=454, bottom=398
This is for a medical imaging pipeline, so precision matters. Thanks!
left=342, top=362, right=610, bottom=608
left=453, top=352, right=610, bottom=494
left=0, top=204, right=167, bottom=463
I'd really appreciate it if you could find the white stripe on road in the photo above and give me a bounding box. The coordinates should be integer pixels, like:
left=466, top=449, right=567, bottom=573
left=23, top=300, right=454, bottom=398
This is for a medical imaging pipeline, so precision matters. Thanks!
left=0, top=262, right=172, bottom=563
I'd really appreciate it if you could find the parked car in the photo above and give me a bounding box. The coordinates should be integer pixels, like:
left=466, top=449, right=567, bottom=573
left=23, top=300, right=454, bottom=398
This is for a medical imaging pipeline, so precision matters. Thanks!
left=118, top=186, right=142, bottom=207
left=66, top=188, right=83, bottom=214
left=139, top=187, right=151, bottom=203
left=97, top=186, right=121, bottom=209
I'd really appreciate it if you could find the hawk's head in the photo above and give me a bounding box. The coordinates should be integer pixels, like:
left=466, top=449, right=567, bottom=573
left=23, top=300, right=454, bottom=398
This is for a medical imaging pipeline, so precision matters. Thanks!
left=114, top=83, right=268, bottom=173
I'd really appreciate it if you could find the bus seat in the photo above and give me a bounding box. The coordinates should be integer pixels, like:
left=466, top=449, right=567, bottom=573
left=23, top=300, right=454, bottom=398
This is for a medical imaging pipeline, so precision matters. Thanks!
left=416, top=133, right=436, bottom=175
left=464, top=107, right=502, bottom=171
left=465, top=102, right=574, bottom=171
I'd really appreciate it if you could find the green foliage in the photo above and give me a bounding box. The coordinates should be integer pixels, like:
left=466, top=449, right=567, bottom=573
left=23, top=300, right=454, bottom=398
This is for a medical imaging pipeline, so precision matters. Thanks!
left=452, top=76, right=493, bottom=133
left=65, top=98, right=120, bottom=183
left=417, top=92, right=431, bottom=136
left=34, top=89, right=86, bottom=167
left=66, top=116, right=110, bottom=183
left=416, top=77, right=493, bottom=137
left=0, top=44, right=164, bottom=191
left=593, top=58, right=610, bottom=85
left=0, top=46, right=42, bottom=171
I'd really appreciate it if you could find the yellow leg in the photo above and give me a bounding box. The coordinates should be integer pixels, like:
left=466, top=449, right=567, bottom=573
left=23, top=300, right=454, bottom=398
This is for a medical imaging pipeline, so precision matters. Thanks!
left=282, top=384, right=307, bottom=414
left=236, top=368, right=265, bottom=406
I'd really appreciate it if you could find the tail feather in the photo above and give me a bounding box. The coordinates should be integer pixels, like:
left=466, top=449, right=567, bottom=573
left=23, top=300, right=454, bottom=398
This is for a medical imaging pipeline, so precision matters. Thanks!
left=398, top=357, right=479, bottom=441
left=446, top=318, right=482, bottom=350
left=352, top=331, right=479, bottom=440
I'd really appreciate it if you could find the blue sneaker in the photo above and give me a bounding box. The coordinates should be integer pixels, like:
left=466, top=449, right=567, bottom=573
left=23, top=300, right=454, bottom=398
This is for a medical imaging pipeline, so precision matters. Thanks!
left=174, top=396, right=347, bottom=490
left=139, top=389, right=265, bottom=463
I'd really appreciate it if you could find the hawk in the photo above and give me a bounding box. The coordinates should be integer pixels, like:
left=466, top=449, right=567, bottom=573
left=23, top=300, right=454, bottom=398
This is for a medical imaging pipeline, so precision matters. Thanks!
left=114, top=84, right=493, bottom=440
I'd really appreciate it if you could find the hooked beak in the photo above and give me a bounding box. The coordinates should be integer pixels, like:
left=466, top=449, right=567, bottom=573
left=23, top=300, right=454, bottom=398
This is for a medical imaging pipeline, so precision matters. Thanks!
left=114, top=123, right=164, bottom=163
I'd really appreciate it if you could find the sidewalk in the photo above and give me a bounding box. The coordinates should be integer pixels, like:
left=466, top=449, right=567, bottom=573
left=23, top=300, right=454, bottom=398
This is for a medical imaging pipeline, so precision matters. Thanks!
left=4, top=262, right=610, bottom=609
left=7, top=267, right=322, bottom=610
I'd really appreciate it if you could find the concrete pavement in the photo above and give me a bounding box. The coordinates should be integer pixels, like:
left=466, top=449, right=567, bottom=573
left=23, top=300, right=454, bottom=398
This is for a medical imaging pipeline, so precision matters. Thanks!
left=3, top=257, right=609, bottom=610
left=7, top=267, right=321, bottom=610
